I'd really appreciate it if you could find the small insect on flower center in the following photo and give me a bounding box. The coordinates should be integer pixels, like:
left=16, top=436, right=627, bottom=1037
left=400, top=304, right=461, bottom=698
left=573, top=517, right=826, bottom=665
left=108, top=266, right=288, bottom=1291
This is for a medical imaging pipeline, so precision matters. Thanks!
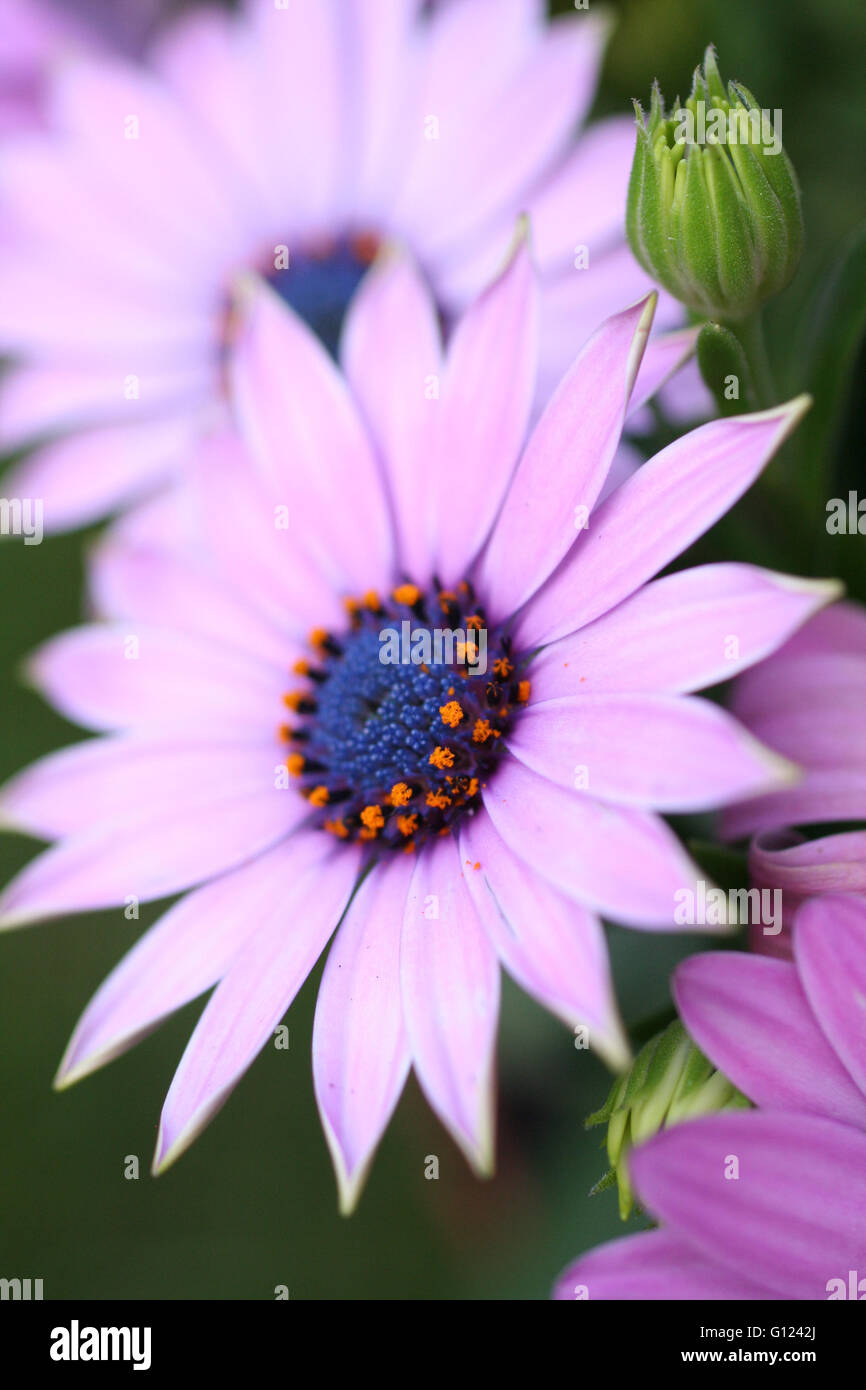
left=280, top=581, right=530, bottom=852
left=265, top=232, right=381, bottom=357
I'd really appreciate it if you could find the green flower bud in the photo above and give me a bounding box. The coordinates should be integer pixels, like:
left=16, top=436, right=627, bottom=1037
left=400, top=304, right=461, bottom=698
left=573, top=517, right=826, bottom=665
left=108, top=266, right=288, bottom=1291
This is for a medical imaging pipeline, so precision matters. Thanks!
left=627, top=46, right=803, bottom=322
left=587, top=1020, right=750, bottom=1220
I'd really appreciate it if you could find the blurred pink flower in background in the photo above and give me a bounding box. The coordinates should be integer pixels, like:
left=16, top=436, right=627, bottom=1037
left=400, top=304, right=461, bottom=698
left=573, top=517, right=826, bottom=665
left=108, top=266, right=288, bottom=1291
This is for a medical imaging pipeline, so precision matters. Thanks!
left=0, top=0, right=175, bottom=132
left=0, top=0, right=696, bottom=529
left=0, top=244, right=828, bottom=1206
left=554, top=894, right=866, bottom=1299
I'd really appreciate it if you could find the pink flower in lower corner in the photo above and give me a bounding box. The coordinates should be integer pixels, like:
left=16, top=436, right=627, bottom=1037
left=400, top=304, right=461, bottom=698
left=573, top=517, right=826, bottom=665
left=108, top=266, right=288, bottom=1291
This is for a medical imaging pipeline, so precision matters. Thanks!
left=722, top=600, right=866, bottom=957
left=0, top=0, right=698, bottom=530
left=0, top=245, right=830, bottom=1209
left=554, top=893, right=866, bottom=1300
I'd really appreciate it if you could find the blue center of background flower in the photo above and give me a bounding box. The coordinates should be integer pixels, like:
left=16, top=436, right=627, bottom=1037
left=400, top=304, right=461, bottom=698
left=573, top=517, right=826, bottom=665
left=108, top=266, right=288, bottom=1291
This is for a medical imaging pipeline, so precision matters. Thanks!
left=266, top=235, right=379, bottom=357
left=280, top=584, right=530, bottom=850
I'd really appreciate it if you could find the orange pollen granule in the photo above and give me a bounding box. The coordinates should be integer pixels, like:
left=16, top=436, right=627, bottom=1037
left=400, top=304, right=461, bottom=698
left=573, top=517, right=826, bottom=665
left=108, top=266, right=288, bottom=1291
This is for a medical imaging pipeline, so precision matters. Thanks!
left=324, top=818, right=349, bottom=839
left=392, top=583, right=421, bottom=606
left=439, top=700, right=464, bottom=728
left=283, top=692, right=304, bottom=711
left=518, top=680, right=531, bottom=703
left=308, top=627, right=329, bottom=648
left=388, top=782, right=413, bottom=807
left=429, top=745, right=455, bottom=770
left=492, top=656, right=513, bottom=678
left=286, top=753, right=305, bottom=777
left=466, top=777, right=479, bottom=797
left=308, top=786, right=330, bottom=807
left=363, top=590, right=381, bottom=610
left=456, top=638, right=478, bottom=664
left=360, top=804, right=385, bottom=833
left=278, top=723, right=293, bottom=742
left=292, top=658, right=310, bottom=676
left=438, top=590, right=456, bottom=611
left=465, top=614, right=483, bottom=630
left=426, top=791, right=452, bottom=809
left=396, top=813, right=418, bottom=838
left=472, top=719, right=493, bottom=743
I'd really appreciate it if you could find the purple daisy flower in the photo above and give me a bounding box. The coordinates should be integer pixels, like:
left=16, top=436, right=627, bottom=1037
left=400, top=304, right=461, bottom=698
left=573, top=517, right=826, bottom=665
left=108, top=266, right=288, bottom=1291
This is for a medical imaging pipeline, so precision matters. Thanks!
left=0, top=246, right=827, bottom=1209
left=0, top=0, right=697, bottom=529
left=554, top=893, right=866, bottom=1300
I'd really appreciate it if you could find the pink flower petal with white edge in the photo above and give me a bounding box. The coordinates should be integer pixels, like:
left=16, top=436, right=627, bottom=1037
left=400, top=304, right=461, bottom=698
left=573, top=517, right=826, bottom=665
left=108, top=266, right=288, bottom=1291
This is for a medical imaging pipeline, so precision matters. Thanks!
left=430, top=234, right=538, bottom=584
left=1, top=414, right=205, bottom=532
left=674, top=952, right=866, bottom=1128
left=528, top=567, right=843, bottom=700
left=397, top=5, right=608, bottom=262
left=229, top=275, right=394, bottom=595
left=630, top=1111, right=866, bottom=1300
left=507, top=693, right=798, bottom=811
left=153, top=837, right=363, bottom=1174
left=185, top=432, right=347, bottom=642
left=481, top=756, right=708, bottom=930
left=0, top=733, right=285, bottom=841
left=313, top=854, right=415, bottom=1213
left=0, top=360, right=213, bottom=452
left=513, top=397, right=811, bottom=650
left=459, top=812, right=628, bottom=1068
left=401, top=834, right=500, bottom=1173
left=340, top=246, right=443, bottom=584
left=795, top=895, right=866, bottom=1100
left=27, top=624, right=284, bottom=734
left=88, top=537, right=300, bottom=671
left=0, top=776, right=306, bottom=929
left=553, top=1229, right=774, bottom=1301
left=54, top=836, right=335, bottom=1088
left=478, top=293, right=656, bottom=619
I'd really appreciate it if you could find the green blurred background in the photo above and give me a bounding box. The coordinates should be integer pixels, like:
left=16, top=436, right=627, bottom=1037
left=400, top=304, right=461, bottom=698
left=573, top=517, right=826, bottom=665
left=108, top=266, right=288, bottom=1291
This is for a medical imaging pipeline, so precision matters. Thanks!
left=1, top=0, right=864, bottom=1299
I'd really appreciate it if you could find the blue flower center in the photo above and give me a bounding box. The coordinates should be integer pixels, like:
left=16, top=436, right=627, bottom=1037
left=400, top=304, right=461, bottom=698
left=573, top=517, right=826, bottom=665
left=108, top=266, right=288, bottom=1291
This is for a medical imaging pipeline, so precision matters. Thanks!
left=265, top=234, right=380, bottom=357
left=280, top=582, right=530, bottom=851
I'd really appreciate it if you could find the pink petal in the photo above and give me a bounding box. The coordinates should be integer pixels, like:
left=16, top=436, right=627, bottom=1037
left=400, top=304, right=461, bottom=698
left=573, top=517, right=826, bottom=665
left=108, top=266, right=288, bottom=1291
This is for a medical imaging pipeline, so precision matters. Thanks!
left=55, top=836, right=334, bottom=1087
left=478, top=294, right=656, bottom=619
left=430, top=235, right=538, bottom=583
left=340, top=247, right=443, bottom=583
left=795, top=895, right=866, bottom=1099
left=0, top=733, right=285, bottom=840
left=401, top=834, right=500, bottom=1172
left=553, top=1229, right=773, bottom=1301
left=514, top=397, right=811, bottom=650
left=528, top=567, right=842, bottom=699
left=88, top=536, right=299, bottom=670
left=0, top=779, right=306, bottom=928
left=186, top=431, right=346, bottom=641
left=674, top=952, right=866, bottom=1127
left=28, top=623, right=284, bottom=733
left=153, top=837, right=363, bottom=1173
left=481, top=756, right=707, bottom=929
left=1, top=414, right=205, bottom=531
left=459, top=812, right=627, bottom=1066
left=507, top=693, right=797, bottom=811
left=230, top=276, right=394, bottom=595
left=313, top=854, right=415, bottom=1212
left=631, top=1111, right=866, bottom=1300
